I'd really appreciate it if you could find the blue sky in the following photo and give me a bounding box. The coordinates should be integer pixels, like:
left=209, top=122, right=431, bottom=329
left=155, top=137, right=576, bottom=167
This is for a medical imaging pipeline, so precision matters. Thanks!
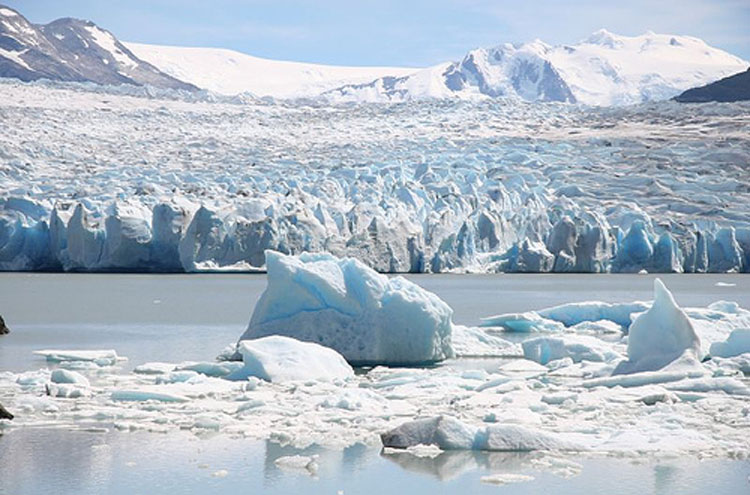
left=6, top=0, right=749, bottom=66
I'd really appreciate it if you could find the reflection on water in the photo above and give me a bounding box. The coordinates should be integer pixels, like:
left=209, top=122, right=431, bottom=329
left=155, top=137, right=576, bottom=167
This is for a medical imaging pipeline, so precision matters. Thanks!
left=382, top=449, right=535, bottom=481
left=0, top=428, right=748, bottom=495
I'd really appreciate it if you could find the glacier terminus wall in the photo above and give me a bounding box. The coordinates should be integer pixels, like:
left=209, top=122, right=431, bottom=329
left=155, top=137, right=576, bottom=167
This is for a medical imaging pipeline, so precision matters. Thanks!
left=1, top=80, right=749, bottom=273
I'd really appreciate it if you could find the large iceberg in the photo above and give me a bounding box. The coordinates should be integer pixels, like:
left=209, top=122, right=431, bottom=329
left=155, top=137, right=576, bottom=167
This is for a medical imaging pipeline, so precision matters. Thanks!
left=238, top=251, right=454, bottom=364
left=614, top=279, right=701, bottom=374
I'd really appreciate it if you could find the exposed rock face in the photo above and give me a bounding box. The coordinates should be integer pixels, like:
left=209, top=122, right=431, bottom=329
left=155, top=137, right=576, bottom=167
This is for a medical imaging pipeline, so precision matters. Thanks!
left=0, top=402, right=12, bottom=420
left=0, top=315, right=8, bottom=335
left=0, top=5, right=197, bottom=90
left=674, top=68, right=750, bottom=103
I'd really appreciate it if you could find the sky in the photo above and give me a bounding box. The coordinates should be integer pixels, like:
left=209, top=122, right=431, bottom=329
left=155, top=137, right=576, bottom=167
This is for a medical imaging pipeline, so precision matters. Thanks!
left=5, top=0, right=749, bottom=67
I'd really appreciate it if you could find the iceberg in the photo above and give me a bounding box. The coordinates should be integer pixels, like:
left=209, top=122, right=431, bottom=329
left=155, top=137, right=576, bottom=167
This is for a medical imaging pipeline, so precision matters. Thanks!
left=614, top=279, right=701, bottom=374
left=451, top=325, right=522, bottom=357
left=50, top=369, right=90, bottom=387
left=381, top=416, right=581, bottom=451
left=33, top=349, right=123, bottom=367
left=522, top=334, right=622, bottom=365
left=228, top=335, right=354, bottom=382
left=709, top=328, right=750, bottom=358
left=238, top=251, right=454, bottom=364
left=110, top=389, right=190, bottom=402
left=482, top=301, right=649, bottom=331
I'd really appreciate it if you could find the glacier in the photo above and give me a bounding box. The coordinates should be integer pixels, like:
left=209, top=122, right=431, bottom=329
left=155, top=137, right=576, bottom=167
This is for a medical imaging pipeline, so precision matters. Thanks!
left=1, top=80, right=749, bottom=274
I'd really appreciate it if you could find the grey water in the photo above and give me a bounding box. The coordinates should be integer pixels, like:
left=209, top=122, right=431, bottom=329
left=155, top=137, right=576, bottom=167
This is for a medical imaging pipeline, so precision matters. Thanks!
left=1, top=427, right=748, bottom=495
left=1, top=273, right=749, bottom=494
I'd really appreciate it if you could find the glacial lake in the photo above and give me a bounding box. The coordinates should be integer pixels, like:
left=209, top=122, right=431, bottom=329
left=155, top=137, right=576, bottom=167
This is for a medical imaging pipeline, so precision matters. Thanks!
left=1, top=273, right=749, bottom=494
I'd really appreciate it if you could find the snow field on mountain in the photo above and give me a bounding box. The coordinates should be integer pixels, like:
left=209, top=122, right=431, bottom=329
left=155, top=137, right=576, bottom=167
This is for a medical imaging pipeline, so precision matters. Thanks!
left=125, top=42, right=418, bottom=98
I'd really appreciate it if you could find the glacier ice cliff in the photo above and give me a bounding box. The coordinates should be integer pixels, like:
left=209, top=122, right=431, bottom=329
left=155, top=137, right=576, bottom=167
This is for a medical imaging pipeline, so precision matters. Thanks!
left=1, top=81, right=749, bottom=273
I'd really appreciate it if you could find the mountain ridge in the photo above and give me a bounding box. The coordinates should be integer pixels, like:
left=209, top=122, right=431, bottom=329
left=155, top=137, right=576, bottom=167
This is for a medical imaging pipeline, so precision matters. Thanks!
left=674, top=67, right=750, bottom=103
left=327, top=30, right=748, bottom=105
left=0, top=5, right=197, bottom=91
left=1, top=4, right=747, bottom=105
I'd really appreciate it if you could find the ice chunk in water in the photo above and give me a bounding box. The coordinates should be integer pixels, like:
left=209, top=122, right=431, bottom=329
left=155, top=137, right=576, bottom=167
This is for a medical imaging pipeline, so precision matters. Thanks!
left=228, top=335, right=353, bottom=382
left=614, top=279, right=701, bottom=374
left=381, top=416, right=581, bottom=451
left=50, top=369, right=89, bottom=387
left=34, top=349, right=122, bottom=366
left=239, top=251, right=454, bottom=364
left=709, top=329, right=750, bottom=358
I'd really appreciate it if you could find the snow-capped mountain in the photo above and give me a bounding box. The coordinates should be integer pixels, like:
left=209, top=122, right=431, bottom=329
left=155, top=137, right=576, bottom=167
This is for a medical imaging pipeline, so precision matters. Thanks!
left=326, top=41, right=576, bottom=103
left=327, top=30, right=749, bottom=105
left=124, top=42, right=418, bottom=98
left=1, top=2, right=747, bottom=106
left=0, top=5, right=196, bottom=90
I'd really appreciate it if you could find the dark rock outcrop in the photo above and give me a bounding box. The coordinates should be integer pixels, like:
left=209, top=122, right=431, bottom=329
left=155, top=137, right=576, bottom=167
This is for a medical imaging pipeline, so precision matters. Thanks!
left=0, top=403, right=12, bottom=420
left=674, top=67, right=750, bottom=103
left=0, top=314, right=8, bottom=334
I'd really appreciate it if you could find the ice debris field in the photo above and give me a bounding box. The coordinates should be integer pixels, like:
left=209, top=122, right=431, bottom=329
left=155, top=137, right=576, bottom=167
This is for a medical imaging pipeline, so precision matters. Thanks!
left=1, top=79, right=750, bottom=273
left=1, top=252, right=749, bottom=464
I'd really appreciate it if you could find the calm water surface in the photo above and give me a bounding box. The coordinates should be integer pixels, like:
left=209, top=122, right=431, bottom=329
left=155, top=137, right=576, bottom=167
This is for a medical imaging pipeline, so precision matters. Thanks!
left=1, top=273, right=749, bottom=494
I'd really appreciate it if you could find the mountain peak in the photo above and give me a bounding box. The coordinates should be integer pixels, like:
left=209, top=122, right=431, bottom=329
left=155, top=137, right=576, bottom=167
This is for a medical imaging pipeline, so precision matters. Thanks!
left=0, top=6, right=197, bottom=91
left=322, top=29, right=747, bottom=105
left=585, top=29, right=622, bottom=48
left=0, top=5, right=20, bottom=17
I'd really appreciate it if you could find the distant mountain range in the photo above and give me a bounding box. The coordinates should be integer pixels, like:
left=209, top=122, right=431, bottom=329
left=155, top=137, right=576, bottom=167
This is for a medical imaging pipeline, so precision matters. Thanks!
left=0, top=5, right=196, bottom=91
left=674, top=67, right=750, bottom=103
left=1, top=4, right=748, bottom=105
left=325, top=31, right=748, bottom=105
left=124, top=42, right=417, bottom=99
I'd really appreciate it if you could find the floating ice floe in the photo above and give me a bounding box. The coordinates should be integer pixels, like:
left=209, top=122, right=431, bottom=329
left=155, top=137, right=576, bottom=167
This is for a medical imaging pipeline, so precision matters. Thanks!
left=381, top=416, right=582, bottom=451
left=481, top=301, right=649, bottom=332
left=228, top=335, right=354, bottom=382
left=45, top=369, right=91, bottom=398
left=522, top=334, right=623, bottom=365
left=451, top=325, right=521, bottom=357
left=614, top=279, right=701, bottom=374
left=50, top=369, right=90, bottom=387
left=238, top=251, right=454, bottom=364
left=111, top=389, right=190, bottom=403
left=33, top=349, right=124, bottom=367
left=709, top=329, right=750, bottom=358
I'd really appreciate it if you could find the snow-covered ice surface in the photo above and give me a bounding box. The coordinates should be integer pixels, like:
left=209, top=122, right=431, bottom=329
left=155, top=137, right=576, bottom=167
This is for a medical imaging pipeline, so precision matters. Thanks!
left=230, top=335, right=354, bottom=382
left=1, top=79, right=749, bottom=274
left=124, top=42, right=417, bottom=98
